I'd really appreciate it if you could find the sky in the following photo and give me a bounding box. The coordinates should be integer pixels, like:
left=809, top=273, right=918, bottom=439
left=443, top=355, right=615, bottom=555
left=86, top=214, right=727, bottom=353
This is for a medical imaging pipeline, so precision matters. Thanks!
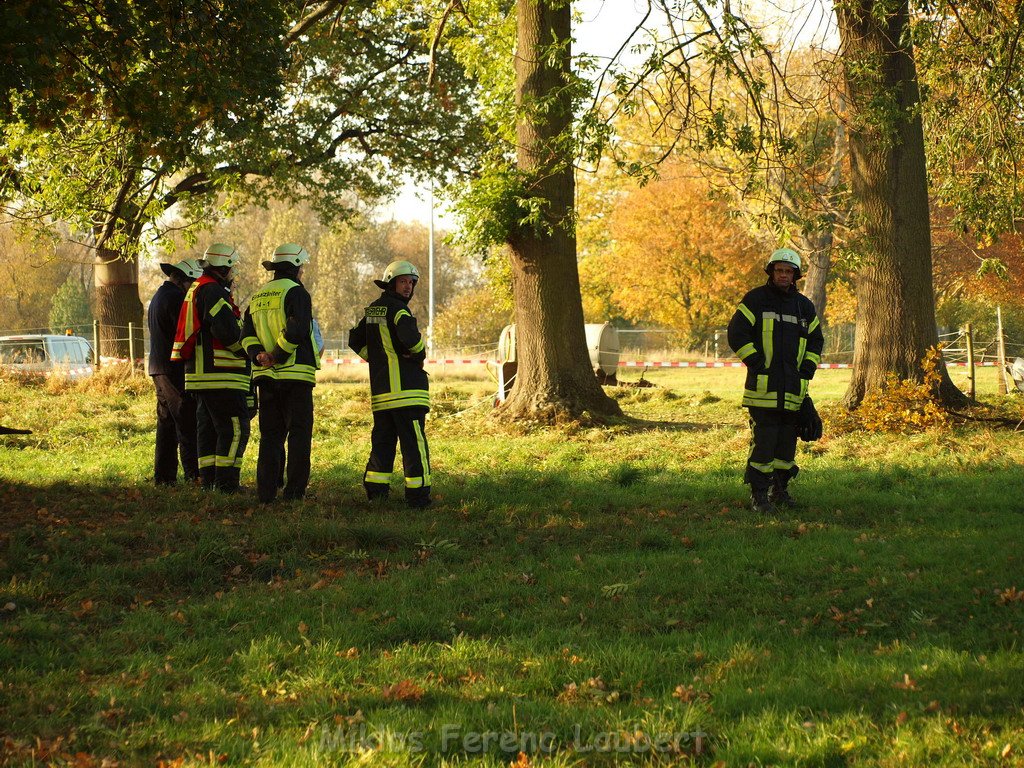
left=379, top=1, right=652, bottom=226
left=379, top=0, right=833, bottom=225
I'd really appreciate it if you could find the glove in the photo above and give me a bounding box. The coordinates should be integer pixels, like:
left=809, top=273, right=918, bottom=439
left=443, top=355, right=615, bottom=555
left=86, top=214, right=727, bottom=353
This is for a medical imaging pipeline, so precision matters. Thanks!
left=246, top=386, right=259, bottom=420
left=798, top=395, right=822, bottom=442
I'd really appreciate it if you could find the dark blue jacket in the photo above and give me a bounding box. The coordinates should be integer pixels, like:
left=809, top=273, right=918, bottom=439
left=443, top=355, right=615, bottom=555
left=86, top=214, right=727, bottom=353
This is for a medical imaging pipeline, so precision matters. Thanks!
left=147, top=280, right=186, bottom=379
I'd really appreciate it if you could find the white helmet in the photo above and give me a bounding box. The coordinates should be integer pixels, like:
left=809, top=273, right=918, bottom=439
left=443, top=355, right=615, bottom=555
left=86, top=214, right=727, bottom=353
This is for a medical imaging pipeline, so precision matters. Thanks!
left=765, top=248, right=801, bottom=279
left=374, top=260, right=420, bottom=289
left=160, top=257, right=202, bottom=280
left=200, top=242, right=238, bottom=269
left=263, top=242, right=310, bottom=270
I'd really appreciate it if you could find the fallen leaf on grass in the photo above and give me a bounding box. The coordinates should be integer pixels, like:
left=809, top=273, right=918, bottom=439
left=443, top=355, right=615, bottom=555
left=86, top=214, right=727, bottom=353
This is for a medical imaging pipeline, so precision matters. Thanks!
left=673, top=684, right=710, bottom=703
left=382, top=679, right=424, bottom=702
left=996, top=587, right=1024, bottom=605
left=298, top=722, right=318, bottom=744
left=73, top=600, right=95, bottom=618
left=894, top=674, right=918, bottom=690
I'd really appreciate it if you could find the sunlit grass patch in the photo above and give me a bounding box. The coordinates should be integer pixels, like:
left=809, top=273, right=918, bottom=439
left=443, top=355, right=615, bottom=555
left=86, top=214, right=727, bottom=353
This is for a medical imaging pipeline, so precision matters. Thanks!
left=2, top=367, right=1023, bottom=765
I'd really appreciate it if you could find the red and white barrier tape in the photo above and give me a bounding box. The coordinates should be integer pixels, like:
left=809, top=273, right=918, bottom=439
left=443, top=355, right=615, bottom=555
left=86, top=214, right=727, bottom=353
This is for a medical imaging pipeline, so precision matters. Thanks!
left=321, top=357, right=1001, bottom=369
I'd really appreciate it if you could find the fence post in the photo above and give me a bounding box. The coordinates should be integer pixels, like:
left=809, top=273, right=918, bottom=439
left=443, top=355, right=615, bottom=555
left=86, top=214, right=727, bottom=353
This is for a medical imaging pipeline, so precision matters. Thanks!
left=128, top=321, right=136, bottom=374
left=965, top=323, right=975, bottom=401
left=92, top=319, right=101, bottom=369
left=997, top=306, right=1008, bottom=394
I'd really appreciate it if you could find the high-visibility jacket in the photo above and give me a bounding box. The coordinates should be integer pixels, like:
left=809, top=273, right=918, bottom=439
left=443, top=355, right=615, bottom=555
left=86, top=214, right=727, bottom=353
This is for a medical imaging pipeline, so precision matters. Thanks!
left=240, top=277, right=320, bottom=385
left=727, top=281, right=823, bottom=411
left=348, top=290, right=429, bottom=412
left=172, top=275, right=251, bottom=392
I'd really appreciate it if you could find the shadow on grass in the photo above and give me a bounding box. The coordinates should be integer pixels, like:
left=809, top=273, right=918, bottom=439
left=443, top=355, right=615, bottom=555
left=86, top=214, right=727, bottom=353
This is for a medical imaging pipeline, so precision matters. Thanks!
left=3, top=463, right=1024, bottom=764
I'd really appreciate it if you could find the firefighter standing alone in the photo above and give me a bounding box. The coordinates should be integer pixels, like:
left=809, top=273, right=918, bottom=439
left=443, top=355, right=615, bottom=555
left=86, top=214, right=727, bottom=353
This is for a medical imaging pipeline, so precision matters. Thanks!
left=348, top=260, right=432, bottom=508
left=172, top=243, right=252, bottom=492
left=241, top=243, right=320, bottom=504
left=727, top=248, right=824, bottom=513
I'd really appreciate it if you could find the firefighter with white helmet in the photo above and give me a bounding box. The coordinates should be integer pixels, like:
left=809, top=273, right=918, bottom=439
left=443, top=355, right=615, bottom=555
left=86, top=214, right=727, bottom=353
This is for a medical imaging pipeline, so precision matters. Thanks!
left=240, top=243, right=320, bottom=503
left=172, top=243, right=252, bottom=492
left=148, top=257, right=203, bottom=485
left=727, top=247, right=824, bottom=513
left=348, top=259, right=432, bottom=507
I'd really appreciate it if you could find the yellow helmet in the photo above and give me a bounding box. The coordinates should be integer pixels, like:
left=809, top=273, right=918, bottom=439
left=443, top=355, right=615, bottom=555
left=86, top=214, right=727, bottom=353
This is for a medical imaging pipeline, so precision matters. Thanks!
left=200, top=242, right=238, bottom=269
left=765, top=248, right=801, bottom=279
left=160, top=257, right=202, bottom=280
left=263, top=243, right=310, bottom=270
left=374, top=260, right=420, bottom=289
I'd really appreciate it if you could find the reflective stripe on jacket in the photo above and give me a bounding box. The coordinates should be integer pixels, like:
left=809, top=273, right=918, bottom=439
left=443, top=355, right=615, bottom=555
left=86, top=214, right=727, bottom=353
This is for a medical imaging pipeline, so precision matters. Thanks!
left=241, top=278, right=320, bottom=385
left=727, top=282, right=823, bottom=411
left=348, top=291, right=429, bottom=412
left=174, top=277, right=251, bottom=392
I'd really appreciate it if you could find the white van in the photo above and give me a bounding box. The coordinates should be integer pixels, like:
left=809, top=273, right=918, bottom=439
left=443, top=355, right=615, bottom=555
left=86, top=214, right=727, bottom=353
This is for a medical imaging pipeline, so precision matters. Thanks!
left=0, top=334, right=95, bottom=379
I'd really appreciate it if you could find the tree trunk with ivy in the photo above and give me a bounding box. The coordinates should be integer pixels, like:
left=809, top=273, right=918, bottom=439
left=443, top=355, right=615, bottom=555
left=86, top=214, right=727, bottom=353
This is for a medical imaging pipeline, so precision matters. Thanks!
left=497, top=0, right=621, bottom=423
left=836, top=0, right=966, bottom=407
left=93, top=248, right=144, bottom=363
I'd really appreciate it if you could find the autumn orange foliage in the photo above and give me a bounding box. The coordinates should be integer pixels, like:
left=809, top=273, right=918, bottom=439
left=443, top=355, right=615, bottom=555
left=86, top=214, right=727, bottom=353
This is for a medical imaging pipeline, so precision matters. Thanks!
left=579, top=162, right=764, bottom=346
left=833, top=346, right=951, bottom=433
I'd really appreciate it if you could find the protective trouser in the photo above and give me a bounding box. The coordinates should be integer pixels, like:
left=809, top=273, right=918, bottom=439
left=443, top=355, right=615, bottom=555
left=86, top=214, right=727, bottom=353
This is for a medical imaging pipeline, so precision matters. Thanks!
left=195, top=390, right=250, bottom=492
left=152, top=374, right=198, bottom=485
left=745, top=408, right=799, bottom=491
left=364, top=406, right=431, bottom=505
left=255, top=379, right=314, bottom=503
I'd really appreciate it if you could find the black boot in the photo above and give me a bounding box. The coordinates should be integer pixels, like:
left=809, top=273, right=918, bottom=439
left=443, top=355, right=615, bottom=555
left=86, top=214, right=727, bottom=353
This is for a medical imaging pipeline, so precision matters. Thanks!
left=406, top=488, right=432, bottom=509
left=199, top=467, right=216, bottom=490
left=769, top=480, right=797, bottom=508
left=215, top=466, right=241, bottom=493
left=751, top=488, right=777, bottom=514
left=365, top=482, right=389, bottom=502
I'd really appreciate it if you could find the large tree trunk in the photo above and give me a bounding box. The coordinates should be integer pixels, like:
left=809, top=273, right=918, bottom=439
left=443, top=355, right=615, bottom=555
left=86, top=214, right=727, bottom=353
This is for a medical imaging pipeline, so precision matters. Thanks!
left=798, top=232, right=832, bottom=319
left=94, top=248, right=144, bottom=363
left=837, top=0, right=966, bottom=407
left=499, top=0, right=620, bottom=422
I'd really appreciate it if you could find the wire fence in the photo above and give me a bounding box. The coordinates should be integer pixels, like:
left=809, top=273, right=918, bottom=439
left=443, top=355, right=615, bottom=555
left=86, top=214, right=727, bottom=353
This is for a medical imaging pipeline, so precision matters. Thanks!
left=3, top=319, right=1024, bottom=371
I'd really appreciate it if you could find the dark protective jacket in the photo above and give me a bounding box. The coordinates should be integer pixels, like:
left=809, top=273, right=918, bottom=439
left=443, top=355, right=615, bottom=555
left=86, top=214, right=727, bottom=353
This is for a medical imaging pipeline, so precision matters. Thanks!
left=241, top=277, right=320, bottom=385
left=171, top=274, right=251, bottom=392
left=727, top=281, right=824, bottom=411
left=147, top=280, right=185, bottom=378
left=348, top=290, right=429, bottom=412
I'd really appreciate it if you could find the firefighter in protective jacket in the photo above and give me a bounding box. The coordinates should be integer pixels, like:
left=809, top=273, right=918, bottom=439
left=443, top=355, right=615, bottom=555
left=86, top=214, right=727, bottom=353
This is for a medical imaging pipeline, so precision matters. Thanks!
left=148, top=257, right=202, bottom=485
left=241, top=243, right=320, bottom=504
left=348, top=260, right=431, bottom=508
left=727, top=248, right=824, bottom=513
left=172, top=243, right=252, bottom=492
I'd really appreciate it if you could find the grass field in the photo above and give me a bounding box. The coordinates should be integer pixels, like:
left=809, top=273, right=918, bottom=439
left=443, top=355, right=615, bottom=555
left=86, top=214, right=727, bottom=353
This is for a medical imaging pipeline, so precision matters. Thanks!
left=2, top=365, right=1023, bottom=767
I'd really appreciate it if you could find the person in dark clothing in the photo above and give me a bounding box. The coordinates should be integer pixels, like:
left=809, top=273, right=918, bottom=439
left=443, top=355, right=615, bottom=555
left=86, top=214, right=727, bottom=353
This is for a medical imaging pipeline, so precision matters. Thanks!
left=241, top=243, right=320, bottom=504
left=172, top=243, right=252, bottom=492
left=727, top=248, right=824, bottom=513
left=148, top=258, right=202, bottom=485
left=348, top=260, right=431, bottom=508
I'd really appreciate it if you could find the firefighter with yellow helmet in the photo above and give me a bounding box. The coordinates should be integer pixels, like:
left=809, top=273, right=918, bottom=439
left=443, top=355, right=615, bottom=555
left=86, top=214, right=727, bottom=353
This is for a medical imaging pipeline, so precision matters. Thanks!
left=348, top=259, right=432, bottom=508
left=240, top=243, right=320, bottom=504
left=172, top=243, right=252, bottom=492
left=727, top=248, right=824, bottom=513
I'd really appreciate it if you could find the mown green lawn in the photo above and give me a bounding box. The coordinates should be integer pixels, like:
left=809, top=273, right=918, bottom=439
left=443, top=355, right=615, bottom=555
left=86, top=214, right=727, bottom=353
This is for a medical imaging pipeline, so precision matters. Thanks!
left=1, top=365, right=1023, bottom=767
